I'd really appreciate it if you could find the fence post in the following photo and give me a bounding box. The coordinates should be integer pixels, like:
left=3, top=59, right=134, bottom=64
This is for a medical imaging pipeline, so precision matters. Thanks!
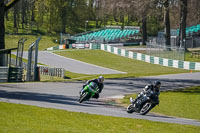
left=60, top=33, right=63, bottom=45
left=35, top=66, right=40, bottom=81
left=33, top=37, right=41, bottom=81
left=62, top=68, right=65, bottom=78
left=26, top=46, right=33, bottom=81
left=26, top=36, right=41, bottom=82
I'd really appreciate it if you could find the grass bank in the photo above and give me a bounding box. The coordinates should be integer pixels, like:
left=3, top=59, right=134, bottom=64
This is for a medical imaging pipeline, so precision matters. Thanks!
left=0, top=102, right=199, bottom=133
left=54, top=49, right=189, bottom=79
left=5, top=35, right=58, bottom=51
left=185, top=52, right=200, bottom=62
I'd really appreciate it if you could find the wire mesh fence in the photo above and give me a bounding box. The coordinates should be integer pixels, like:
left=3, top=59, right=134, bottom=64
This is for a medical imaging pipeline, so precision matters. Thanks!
left=16, top=38, right=27, bottom=67
left=146, top=42, right=185, bottom=61
left=60, top=33, right=71, bottom=45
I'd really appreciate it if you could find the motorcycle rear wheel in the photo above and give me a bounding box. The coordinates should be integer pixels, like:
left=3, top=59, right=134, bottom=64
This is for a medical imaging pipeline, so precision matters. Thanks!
left=139, top=102, right=152, bottom=115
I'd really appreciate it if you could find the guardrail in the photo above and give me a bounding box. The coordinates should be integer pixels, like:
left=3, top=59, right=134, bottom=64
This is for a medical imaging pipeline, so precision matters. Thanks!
left=0, top=67, right=9, bottom=82
left=8, top=67, right=24, bottom=82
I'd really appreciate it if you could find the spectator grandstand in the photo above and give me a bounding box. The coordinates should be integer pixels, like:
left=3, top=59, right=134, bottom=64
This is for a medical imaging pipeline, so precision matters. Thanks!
left=71, top=26, right=140, bottom=43
left=177, top=24, right=200, bottom=36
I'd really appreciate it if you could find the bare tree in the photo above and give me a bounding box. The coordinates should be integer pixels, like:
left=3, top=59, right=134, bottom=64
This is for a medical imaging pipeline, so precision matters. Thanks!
left=21, top=0, right=26, bottom=29
left=156, top=0, right=171, bottom=46
left=179, top=0, right=188, bottom=48
left=103, top=0, right=157, bottom=45
left=163, top=0, right=171, bottom=46
left=187, top=0, right=200, bottom=26
left=13, top=1, right=20, bottom=31
left=94, top=0, right=111, bottom=28
left=134, top=0, right=155, bottom=45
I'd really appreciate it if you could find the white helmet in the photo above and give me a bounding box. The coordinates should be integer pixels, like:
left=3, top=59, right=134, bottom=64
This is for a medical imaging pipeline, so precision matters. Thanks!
left=98, top=76, right=104, bottom=83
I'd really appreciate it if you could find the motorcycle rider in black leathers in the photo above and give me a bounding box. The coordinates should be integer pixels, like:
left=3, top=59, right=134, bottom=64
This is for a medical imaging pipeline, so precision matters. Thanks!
left=80, top=76, right=104, bottom=99
left=132, top=80, right=161, bottom=105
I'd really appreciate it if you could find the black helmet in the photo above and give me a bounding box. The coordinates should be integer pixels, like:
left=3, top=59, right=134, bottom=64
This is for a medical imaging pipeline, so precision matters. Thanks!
left=154, top=80, right=161, bottom=91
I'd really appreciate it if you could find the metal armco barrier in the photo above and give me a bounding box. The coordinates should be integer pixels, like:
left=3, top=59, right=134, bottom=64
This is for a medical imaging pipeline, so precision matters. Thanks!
left=0, top=67, right=9, bottom=82
left=11, top=58, right=65, bottom=79
left=8, top=67, right=24, bottom=82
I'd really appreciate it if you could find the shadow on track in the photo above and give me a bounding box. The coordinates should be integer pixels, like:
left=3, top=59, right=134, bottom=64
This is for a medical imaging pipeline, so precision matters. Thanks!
left=0, top=90, right=96, bottom=107
left=104, top=78, right=200, bottom=93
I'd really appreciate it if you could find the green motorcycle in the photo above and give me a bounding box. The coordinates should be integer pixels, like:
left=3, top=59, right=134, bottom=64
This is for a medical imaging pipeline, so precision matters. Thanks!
left=79, top=82, right=99, bottom=103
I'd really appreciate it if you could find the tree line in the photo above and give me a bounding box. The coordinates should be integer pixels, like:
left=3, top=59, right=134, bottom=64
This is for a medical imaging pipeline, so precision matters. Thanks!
left=0, top=0, right=200, bottom=65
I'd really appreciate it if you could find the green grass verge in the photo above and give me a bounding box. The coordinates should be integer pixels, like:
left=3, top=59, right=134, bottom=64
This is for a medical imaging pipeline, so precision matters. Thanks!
left=0, top=102, right=199, bottom=133
left=39, top=71, right=96, bottom=82
left=5, top=35, right=58, bottom=51
left=54, top=49, right=189, bottom=79
left=123, top=45, right=146, bottom=48
left=121, top=86, right=200, bottom=120
left=185, top=52, right=200, bottom=62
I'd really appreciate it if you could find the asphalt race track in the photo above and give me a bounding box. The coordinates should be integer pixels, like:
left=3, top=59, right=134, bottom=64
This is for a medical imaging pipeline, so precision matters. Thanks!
left=1, top=73, right=200, bottom=126
left=21, top=51, right=126, bottom=75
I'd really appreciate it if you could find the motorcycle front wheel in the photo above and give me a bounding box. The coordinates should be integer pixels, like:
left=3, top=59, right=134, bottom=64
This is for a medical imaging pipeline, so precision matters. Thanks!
left=139, top=102, right=152, bottom=115
left=79, top=92, right=90, bottom=103
left=127, top=104, right=135, bottom=113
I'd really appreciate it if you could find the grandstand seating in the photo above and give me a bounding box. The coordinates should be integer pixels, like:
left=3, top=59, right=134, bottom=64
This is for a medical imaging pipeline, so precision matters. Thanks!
left=72, top=27, right=140, bottom=43
left=177, top=24, right=200, bottom=36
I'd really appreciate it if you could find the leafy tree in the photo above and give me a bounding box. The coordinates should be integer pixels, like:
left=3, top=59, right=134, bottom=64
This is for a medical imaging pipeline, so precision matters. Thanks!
left=0, top=0, right=21, bottom=66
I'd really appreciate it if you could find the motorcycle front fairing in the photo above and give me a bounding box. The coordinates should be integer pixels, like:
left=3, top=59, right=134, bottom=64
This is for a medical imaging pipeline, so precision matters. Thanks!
left=136, top=94, right=149, bottom=109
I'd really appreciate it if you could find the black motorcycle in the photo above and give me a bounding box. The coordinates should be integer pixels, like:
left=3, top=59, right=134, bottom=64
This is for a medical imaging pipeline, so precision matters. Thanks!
left=127, top=91, right=159, bottom=115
